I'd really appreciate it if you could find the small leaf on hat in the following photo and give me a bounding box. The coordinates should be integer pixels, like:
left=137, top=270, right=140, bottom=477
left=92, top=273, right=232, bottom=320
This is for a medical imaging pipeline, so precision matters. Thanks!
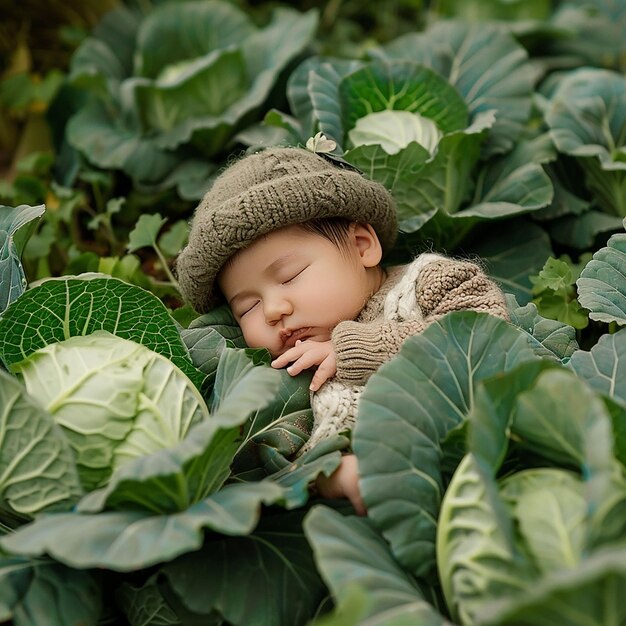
left=305, top=132, right=363, bottom=174
left=305, top=132, right=337, bottom=154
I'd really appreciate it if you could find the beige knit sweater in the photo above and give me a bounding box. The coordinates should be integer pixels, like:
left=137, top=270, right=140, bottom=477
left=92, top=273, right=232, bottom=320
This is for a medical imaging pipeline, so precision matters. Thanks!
left=299, top=253, right=508, bottom=453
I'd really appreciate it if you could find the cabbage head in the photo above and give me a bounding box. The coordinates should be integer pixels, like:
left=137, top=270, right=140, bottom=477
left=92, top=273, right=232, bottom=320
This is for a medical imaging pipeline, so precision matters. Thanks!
left=348, top=110, right=443, bottom=155
left=12, top=331, right=209, bottom=491
left=66, top=1, right=318, bottom=195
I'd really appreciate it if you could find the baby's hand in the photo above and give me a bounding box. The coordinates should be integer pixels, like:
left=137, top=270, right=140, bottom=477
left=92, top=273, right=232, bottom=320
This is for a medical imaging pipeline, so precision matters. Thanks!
left=315, top=454, right=366, bottom=515
left=271, top=339, right=337, bottom=391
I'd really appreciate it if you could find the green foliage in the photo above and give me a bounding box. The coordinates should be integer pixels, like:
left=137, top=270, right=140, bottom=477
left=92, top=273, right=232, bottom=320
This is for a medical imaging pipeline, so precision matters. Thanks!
left=5, top=1, right=626, bottom=624
left=13, top=332, right=208, bottom=492
left=264, top=21, right=552, bottom=252
left=0, top=369, right=82, bottom=519
left=0, top=204, right=44, bottom=314
left=530, top=255, right=590, bottom=329
left=305, top=506, right=449, bottom=625
left=0, top=273, right=203, bottom=388
left=545, top=68, right=626, bottom=217
left=65, top=2, right=318, bottom=195
left=355, top=312, right=543, bottom=582
left=577, top=219, right=626, bottom=326
left=433, top=358, right=626, bottom=625
left=0, top=556, right=102, bottom=626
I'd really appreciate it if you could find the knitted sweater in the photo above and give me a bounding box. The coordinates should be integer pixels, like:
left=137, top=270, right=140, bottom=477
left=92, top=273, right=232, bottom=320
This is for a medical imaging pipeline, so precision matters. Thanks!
left=298, top=253, right=508, bottom=454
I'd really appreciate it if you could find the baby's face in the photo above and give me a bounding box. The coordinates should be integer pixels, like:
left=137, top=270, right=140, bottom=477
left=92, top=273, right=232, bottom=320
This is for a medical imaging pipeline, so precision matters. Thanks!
left=218, top=224, right=382, bottom=358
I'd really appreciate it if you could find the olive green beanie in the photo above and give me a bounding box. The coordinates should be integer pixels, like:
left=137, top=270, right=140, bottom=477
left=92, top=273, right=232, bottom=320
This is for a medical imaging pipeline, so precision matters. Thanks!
left=176, top=147, right=398, bottom=313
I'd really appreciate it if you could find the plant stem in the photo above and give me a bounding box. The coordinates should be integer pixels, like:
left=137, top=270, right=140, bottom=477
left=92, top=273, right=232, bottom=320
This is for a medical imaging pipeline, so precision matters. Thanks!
left=154, top=243, right=179, bottom=291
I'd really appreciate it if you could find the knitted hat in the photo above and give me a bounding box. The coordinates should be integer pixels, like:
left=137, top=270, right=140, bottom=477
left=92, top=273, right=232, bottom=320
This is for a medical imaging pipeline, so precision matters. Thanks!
left=176, top=147, right=398, bottom=313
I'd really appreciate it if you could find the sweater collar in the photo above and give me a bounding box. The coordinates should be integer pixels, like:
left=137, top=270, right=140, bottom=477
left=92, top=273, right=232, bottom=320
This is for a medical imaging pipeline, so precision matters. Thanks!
left=356, top=264, right=406, bottom=323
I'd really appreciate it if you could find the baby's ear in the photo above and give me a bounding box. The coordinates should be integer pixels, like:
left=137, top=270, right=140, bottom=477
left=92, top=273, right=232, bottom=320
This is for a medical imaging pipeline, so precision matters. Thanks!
left=352, top=223, right=383, bottom=267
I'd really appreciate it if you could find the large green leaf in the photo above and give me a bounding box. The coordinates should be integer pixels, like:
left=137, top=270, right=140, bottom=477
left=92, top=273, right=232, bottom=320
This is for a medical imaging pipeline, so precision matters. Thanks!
left=511, top=368, right=612, bottom=468
left=568, top=329, right=626, bottom=403
left=163, top=510, right=325, bottom=626
left=0, top=274, right=204, bottom=389
left=499, top=469, right=587, bottom=574
left=117, top=574, right=184, bottom=626
left=286, top=57, right=363, bottom=143
left=134, top=1, right=255, bottom=79
left=134, top=48, right=249, bottom=133
left=265, top=436, right=347, bottom=508
left=0, top=370, right=82, bottom=518
left=355, top=312, right=541, bottom=581
left=231, top=359, right=313, bottom=478
left=181, top=305, right=246, bottom=393
left=0, top=204, right=44, bottom=315
left=545, top=68, right=626, bottom=216
left=67, top=99, right=181, bottom=184
left=506, top=296, right=578, bottom=360
left=380, top=21, right=536, bottom=156
left=186, top=341, right=316, bottom=479
left=340, top=60, right=468, bottom=135
left=577, top=222, right=626, bottom=325
left=69, top=6, right=140, bottom=101
left=437, top=454, right=536, bottom=625
left=465, top=134, right=555, bottom=215
left=468, top=360, right=559, bottom=471
left=181, top=326, right=230, bottom=394
left=147, top=8, right=318, bottom=156
left=186, top=305, right=245, bottom=345
left=469, top=220, right=554, bottom=305
left=479, top=544, right=626, bottom=626
left=0, top=480, right=284, bottom=571
left=547, top=209, right=624, bottom=250
left=209, top=345, right=270, bottom=412
left=305, top=506, right=450, bottom=625
left=416, top=137, right=553, bottom=249
left=345, top=142, right=433, bottom=232
left=548, top=2, right=626, bottom=72
left=308, top=60, right=363, bottom=146
left=345, top=110, right=493, bottom=233
left=77, top=349, right=280, bottom=513
left=0, top=556, right=101, bottom=626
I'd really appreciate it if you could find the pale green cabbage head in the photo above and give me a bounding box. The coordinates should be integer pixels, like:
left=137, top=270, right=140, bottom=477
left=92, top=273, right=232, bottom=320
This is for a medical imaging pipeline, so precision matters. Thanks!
left=13, top=331, right=208, bottom=491
left=348, top=110, right=443, bottom=155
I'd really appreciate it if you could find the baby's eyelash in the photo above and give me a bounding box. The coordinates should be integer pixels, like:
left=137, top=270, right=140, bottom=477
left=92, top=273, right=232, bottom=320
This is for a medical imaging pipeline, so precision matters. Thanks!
left=241, top=301, right=260, bottom=316
left=282, top=266, right=308, bottom=284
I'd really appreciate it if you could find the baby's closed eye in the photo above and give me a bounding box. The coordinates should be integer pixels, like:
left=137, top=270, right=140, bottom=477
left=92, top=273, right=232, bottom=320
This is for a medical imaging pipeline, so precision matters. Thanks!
left=281, top=265, right=309, bottom=285
left=240, top=300, right=260, bottom=316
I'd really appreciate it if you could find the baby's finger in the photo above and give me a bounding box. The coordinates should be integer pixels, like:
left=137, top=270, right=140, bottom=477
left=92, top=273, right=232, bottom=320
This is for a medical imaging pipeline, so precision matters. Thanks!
left=271, top=344, right=307, bottom=368
left=309, top=356, right=336, bottom=391
left=286, top=350, right=322, bottom=376
left=309, top=368, right=331, bottom=391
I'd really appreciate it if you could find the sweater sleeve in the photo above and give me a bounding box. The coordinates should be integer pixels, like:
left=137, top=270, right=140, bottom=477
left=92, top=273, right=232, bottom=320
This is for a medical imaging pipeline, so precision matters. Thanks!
left=331, top=258, right=509, bottom=385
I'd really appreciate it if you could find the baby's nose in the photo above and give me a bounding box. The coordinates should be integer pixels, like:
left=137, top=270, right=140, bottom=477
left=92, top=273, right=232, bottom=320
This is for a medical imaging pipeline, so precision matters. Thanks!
left=264, top=296, right=293, bottom=323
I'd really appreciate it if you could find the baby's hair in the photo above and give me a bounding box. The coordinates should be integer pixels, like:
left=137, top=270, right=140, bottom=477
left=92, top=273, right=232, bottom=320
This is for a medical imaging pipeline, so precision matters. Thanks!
left=297, top=217, right=353, bottom=257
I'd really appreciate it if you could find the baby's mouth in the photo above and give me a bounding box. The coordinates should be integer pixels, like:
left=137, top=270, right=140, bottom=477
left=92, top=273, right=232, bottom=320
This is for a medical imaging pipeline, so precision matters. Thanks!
left=280, top=327, right=311, bottom=349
